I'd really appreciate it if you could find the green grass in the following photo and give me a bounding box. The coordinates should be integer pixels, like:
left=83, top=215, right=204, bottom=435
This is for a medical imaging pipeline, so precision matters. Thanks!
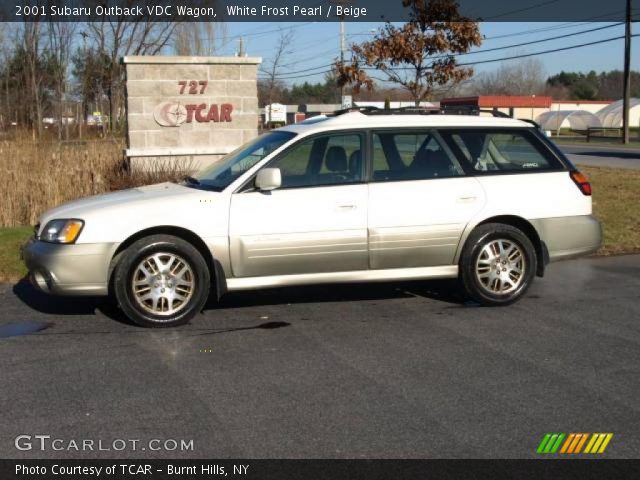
left=0, top=168, right=638, bottom=283
left=0, top=227, right=31, bottom=282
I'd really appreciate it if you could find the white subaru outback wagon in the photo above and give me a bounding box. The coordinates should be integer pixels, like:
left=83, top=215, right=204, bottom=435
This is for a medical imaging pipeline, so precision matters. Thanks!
left=23, top=109, right=601, bottom=327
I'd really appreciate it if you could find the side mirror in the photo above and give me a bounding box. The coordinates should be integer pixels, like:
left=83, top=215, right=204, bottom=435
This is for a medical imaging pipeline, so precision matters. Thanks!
left=255, top=168, right=282, bottom=191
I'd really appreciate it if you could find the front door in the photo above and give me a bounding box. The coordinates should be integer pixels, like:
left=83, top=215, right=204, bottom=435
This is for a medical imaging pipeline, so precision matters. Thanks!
left=229, top=131, right=368, bottom=278
left=368, top=129, right=485, bottom=269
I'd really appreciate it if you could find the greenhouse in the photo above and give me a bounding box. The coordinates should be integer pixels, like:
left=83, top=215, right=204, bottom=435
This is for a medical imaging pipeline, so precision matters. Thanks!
left=595, top=98, right=640, bottom=128
left=536, top=110, right=602, bottom=134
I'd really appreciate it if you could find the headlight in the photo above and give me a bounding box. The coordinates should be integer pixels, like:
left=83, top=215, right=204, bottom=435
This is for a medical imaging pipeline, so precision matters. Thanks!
left=41, top=219, right=84, bottom=244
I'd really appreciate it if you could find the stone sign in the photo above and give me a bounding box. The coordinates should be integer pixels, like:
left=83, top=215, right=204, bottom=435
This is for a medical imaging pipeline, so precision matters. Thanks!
left=123, top=56, right=262, bottom=171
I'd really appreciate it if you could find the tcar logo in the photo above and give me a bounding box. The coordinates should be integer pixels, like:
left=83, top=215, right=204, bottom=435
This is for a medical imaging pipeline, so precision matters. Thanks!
left=154, top=102, right=188, bottom=127
left=153, top=102, right=233, bottom=127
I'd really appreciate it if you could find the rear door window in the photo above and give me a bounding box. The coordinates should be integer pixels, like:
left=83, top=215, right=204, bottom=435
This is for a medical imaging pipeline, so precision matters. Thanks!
left=440, top=129, right=563, bottom=173
left=371, top=130, right=465, bottom=182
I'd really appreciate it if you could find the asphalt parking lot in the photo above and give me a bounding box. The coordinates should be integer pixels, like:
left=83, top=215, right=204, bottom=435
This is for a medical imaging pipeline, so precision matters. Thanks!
left=1, top=254, right=639, bottom=459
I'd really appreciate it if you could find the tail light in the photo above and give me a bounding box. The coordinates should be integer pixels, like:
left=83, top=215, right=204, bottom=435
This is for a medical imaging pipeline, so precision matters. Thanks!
left=570, top=170, right=592, bottom=196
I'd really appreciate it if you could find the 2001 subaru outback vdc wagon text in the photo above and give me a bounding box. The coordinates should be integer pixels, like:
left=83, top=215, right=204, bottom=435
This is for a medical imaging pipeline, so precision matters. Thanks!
left=23, top=110, right=602, bottom=327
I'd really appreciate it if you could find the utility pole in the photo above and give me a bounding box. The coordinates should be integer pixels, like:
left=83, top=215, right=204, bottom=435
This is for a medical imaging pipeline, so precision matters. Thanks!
left=237, top=37, right=245, bottom=57
left=622, top=0, right=632, bottom=144
left=331, top=0, right=350, bottom=105
left=340, top=19, right=346, bottom=100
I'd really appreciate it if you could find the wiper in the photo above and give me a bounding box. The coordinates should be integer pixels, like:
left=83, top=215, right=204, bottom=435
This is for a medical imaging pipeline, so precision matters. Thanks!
left=182, top=176, right=223, bottom=192
left=184, top=175, right=201, bottom=185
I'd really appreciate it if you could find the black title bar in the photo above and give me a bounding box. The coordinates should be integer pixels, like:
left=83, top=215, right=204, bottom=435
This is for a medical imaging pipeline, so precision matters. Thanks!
left=3, top=459, right=640, bottom=480
left=1, top=0, right=637, bottom=22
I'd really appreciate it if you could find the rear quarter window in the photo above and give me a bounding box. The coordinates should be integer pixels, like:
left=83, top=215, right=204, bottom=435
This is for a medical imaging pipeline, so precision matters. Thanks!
left=440, top=129, right=564, bottom=174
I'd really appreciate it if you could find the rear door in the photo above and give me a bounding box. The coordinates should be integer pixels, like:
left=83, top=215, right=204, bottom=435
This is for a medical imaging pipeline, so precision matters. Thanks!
left=367, top=129, right=486, bottom=269
left=438, top=128, right=576, bottom=218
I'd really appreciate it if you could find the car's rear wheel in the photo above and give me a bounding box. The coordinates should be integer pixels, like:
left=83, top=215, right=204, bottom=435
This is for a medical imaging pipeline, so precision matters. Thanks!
left=113, top=235, right=210, bottom=327
left=460, top=223, right=536, bottom=306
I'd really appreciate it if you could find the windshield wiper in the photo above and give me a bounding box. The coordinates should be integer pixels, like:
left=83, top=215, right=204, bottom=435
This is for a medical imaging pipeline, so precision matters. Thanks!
left=182, top=176, right=223, bottom=192
left=184, top=175, right=201, bottom=185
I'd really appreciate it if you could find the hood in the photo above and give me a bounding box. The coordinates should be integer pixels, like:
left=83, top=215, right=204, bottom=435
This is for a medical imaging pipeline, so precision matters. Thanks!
left=39, top=182, right=210, bottom=228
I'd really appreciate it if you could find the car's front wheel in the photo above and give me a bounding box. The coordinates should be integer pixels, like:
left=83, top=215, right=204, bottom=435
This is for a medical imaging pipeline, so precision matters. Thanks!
left=460, top=223, right=537, bottom=306
left=113, top=234, right=210, bottom=327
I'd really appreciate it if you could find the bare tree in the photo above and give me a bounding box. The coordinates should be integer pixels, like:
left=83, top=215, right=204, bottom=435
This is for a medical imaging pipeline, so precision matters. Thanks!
left=0, top=23, right=12, bottom=131
left=472, top=58, right=547, bottom=96
left=260, top=30, right=294, bottom=124
left=174, top=23, right=226, bottom=56
left=47, top=21, right=77, bottom=140
left=88, top=12, right=180, bottom=132
left=22, top=21, right=44, bottom=139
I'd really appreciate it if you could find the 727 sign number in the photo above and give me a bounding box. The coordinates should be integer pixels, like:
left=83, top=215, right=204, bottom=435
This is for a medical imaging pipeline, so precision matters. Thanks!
left=178, top=80, right=208, bottom=95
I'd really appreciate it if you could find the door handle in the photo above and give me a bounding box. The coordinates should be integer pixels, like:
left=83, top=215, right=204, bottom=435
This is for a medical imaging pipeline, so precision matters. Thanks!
left=457, top=195, right=477, bottom=202
left=336, top=204, right=357, bottom=210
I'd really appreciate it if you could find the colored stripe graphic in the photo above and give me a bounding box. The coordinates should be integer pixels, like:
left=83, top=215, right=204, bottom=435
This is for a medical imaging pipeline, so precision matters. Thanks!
left=584, top=433, right=614, bottom=454
left=566, top=433, right=584, bottom=453
left=574, top=433, right=589, bottom=453
left=539, top=433, right=614, bottom=454
left=537, top=434, right=552, bottom=454
left=560, top=433, right=575, bottom=453
left=537, top=433, right=565, bottom=454
left=549, top=433, right=565, bottom=453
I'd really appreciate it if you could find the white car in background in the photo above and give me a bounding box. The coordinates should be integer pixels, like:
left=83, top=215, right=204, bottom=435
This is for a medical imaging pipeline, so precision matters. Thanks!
left=23, top=108, right=601, bottom=327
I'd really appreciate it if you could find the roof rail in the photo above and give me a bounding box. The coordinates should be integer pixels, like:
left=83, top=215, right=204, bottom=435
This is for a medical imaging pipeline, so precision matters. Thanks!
left=332, top=106, right=381, bottom=116
left=441, top=106, right=512, bottom=118
left=332, top=105, right=516, bottom=119
left=517, top=118, right=543, bottom=129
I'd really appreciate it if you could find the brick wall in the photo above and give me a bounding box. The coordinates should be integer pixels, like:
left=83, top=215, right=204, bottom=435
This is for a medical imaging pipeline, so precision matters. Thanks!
left=123, top=56, right=261, bottom=172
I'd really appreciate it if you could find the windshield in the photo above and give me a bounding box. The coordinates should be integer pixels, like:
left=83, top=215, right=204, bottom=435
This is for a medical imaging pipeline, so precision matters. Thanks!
left=190, top=131, right=296, bottom=191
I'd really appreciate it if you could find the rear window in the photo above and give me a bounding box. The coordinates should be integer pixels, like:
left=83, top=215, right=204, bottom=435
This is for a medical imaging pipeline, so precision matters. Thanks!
left=440, top=129, right=563, bottom=173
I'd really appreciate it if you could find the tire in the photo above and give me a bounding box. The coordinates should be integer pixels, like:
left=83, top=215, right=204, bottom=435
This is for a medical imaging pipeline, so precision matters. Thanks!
left=459, top=223, right=537, bottom=306
left=113, top=234, right=210, bottom=327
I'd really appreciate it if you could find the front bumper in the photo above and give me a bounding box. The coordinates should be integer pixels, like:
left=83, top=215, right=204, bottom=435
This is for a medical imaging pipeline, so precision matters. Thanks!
left=22, top=239, right=118, bottom=296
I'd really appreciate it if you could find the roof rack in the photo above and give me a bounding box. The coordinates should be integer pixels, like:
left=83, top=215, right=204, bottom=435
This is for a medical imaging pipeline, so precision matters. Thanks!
left=517, top=118, right=543, bottom=129
left=332, top=105, right=515, bottom=119
left=331, top=106, right=381, bottom=116
left=440, top=106, right=512, bottom=118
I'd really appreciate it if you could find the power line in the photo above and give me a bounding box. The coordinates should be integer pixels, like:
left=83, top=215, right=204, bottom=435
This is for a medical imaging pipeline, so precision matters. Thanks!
left=482, top=18, right=623, bottom=40
left=345, top=10, right=631, bottom=41
left=215, top=22, right=317, bottom=52
left=458, top=34, right=638, bottom=66
left=459, top=22, right=623, bottom=57
left=264, top=23, right=627, bottom=79
left=261, top=33, right=640, bottom=81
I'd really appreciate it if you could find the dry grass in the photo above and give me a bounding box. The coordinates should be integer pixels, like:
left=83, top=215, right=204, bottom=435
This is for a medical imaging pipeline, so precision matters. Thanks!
left=583, top=166, right=640, bottom=256
left=0, top=138, right=195, bottom=227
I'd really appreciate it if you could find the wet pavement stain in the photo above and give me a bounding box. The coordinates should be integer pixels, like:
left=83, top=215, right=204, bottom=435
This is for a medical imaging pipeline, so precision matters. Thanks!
left=0, top=321, right=53, bottom=338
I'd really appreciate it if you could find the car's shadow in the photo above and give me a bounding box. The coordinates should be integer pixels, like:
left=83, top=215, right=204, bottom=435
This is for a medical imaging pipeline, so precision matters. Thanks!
left=12, top=276, right=470, bottom=327
left=11, top=278, right=134, bottom=326
left=208, top=279, right=468, bottom=309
